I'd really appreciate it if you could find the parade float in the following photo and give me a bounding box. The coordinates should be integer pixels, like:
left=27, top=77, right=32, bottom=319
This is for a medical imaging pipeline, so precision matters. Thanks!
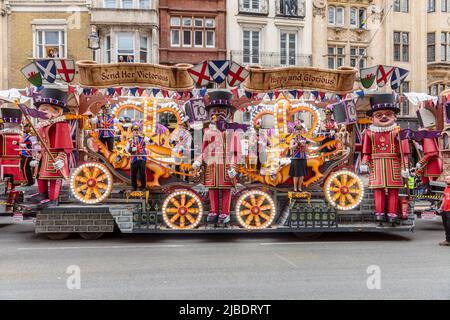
left=0, top=60, right=428, bottom=240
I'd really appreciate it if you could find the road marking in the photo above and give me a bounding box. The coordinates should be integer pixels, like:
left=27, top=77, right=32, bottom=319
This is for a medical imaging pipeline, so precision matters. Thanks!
left=260, top=241, right=359, bottom=246
left=17, top=244, right=187, bottom=251
left=273, top=253, right=299, bottom=268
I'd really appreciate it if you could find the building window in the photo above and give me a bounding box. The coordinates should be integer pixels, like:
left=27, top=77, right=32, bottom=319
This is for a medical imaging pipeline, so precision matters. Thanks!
left=280, top=32, right=296, bottom=66
left=122, top=0, right=133, bottom=9
left=206, top=19, right=215, bottom=47
left=140, top=36, right=148, bottom=62
left=350, top=8, right=357, bottom=27
left=327, top=6, right=344, bottom=26
left=328, top=45, right=345, bottom=69
left=328, top=6, right=335, bottom=25
left=243, top=29, right=260, bottom=64
left=105, top=35, right=111, bottom=63
left=336, top=7, right=344, bottom=26
left=350, top=8, right=367, bottom=29
left=394, top=31, right=409, bottom=62
left=117, top=32, right=134, bottom=62
left=170, top=16, right=215, bottom=48
left=350, top=47, right=367, bottom=69
left=428, top=0, right=436, bottom=12
left=243, top=0, right=261, bottom=10
left=139, top=0, right=150, bottom=9
left=279, top=0, right=298, bottom=16
left=428, top=32, right=436, bottom=62
left=441, top=32, right=450, bottom=62
left=358, top=8, right=366, bottom=28
left=35, top=30, right=65, bottom=58
left=394, top=0, right=409, bottom=12
left=442, top=0, right=450, bottom=12
left=399, top=82, right=410, bottom=116
left=104, top=0, right=116, bottom=8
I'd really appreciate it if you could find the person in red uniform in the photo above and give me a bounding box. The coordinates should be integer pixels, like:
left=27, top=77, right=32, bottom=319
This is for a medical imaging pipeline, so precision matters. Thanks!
left=360, top=94, right=410, bottom=224
left=438, top=175, right=450, bottom=246
left=29, top=88, right=73, bottom=206
left=192, top=90, right=242, bottom=225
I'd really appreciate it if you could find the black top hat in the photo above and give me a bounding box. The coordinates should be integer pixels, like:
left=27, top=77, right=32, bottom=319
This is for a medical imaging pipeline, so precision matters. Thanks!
left=367, top=93, right=399, bottom=116
left=206, top=90, right=234, bottom=109
left=33, top=88, right=69, bottom=112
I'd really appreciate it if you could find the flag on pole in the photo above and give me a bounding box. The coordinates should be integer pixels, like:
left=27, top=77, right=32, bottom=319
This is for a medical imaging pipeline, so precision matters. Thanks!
left=376, top=65, right=395, bottom=88
left=390, top=67, right=410, bottom=90
left=21, top=62, right=42, bottom=87
left=359, top=65, right=378, bottom=89
left=35, top=59, right=57, bottom=83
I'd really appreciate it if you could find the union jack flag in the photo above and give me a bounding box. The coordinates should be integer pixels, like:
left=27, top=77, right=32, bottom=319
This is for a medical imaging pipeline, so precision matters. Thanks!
left=69, top=119, right=78, bottom=169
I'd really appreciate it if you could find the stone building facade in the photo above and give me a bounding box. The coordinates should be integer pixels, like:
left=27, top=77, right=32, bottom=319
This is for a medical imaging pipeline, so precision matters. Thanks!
left=88, top=0, right=159, bottom=64
left=227, top=0, right=313, bottom=67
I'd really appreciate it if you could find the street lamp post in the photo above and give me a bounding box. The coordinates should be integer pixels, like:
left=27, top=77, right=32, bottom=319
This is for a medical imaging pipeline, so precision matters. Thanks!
left=88, top=25, right=100, bottom=61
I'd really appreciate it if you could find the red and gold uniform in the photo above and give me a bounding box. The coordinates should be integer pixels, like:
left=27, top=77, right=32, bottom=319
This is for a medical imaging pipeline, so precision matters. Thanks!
left=200, top=127, right=241, bottom=216
left=420, top=136, right=442, bottom=181
left=31, top=88, right=73, bottom=203
left=362, top=126, right=409, bottom=218
left=35, top=119, right=73, bottom=200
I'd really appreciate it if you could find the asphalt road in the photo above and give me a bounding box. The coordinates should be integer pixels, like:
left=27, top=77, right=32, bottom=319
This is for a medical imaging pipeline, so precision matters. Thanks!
left=0, top=218, right=449, bottom=300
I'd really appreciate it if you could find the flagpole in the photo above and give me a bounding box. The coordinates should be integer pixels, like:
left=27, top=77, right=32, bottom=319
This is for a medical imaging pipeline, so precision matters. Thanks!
left=15, top=101, right=68, bottom=180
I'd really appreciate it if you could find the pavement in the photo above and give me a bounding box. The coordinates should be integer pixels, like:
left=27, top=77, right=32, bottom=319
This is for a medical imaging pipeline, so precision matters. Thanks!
left=0, top=217, right=449, bottom=300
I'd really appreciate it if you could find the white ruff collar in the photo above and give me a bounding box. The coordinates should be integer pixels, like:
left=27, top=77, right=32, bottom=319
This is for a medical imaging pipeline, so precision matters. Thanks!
left=369, top=123, right=398, bottom=133
left=36, top=116, right=66, bottom=129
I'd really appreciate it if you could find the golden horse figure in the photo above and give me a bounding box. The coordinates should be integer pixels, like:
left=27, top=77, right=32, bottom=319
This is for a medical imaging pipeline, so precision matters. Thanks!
left=90, top=131, right=194, bottom=188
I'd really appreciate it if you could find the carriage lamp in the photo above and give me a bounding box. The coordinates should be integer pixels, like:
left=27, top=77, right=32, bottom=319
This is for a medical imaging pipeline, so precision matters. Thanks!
left=87, top=26, right=100, bottom=51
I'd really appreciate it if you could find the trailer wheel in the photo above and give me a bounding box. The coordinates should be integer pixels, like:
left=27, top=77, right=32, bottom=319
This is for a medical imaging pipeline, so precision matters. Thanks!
left=79, top=232, right=104, bottom=240
left=162, top=190, right=203, bottom=230
left=45, top=233, right=70, bottom=240
left=324, top=170, right=364, bottom=211
left=70, top=163, right=113, bottom=204
left=235, top=190, right=276, bottom=229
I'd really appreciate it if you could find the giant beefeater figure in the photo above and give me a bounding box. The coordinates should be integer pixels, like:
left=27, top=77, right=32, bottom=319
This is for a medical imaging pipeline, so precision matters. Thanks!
left=192, top=90, right=242, bottom=225
left=29, top=88, right=73, bottom=206
left=360, top=94, right=410, bottom=224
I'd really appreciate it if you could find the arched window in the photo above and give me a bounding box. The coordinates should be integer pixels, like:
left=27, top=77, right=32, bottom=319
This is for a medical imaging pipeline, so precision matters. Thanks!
left=328, top=6, right=336, bottom=25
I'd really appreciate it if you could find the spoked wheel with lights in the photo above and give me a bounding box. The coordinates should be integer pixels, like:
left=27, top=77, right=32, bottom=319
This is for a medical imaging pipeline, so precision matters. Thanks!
left=235, top=190, right=276, bottom=229
left=70, top=163, right=113, bottom=204
left=324, top=170, right=364, bottom=211
left=162, top=189, right=203, bottom=230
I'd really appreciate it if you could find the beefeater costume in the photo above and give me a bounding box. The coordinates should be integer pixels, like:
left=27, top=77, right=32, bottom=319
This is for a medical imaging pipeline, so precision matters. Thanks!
left=31, top=88, right=73, bottom=205
left=193, top=90, right=242, bottom=224
left=361, top=94, right=410, bottom=223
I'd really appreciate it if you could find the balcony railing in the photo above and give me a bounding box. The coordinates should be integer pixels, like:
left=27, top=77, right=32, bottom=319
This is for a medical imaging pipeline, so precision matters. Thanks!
left=238, top=0, right=269, bottom=15
left=230, top=50, right=312, bottom=68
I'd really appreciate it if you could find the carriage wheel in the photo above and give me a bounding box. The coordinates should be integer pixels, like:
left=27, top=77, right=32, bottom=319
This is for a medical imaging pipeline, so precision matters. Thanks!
left=162, top=190, right=203, bottom=230
left=70, top=163, right=113, bottom=204
left=235, top=190, right=276, bottom=229
left=324, top=170, right=364, bottom=211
